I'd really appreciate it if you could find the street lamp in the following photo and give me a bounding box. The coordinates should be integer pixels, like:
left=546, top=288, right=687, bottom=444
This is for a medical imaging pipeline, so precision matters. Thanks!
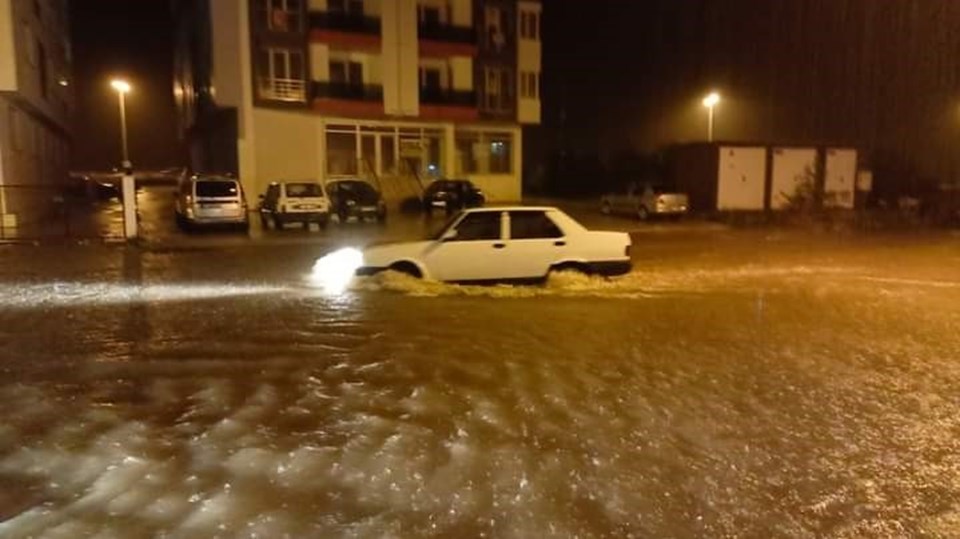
left=110, top=79, right=137, bottom=239
left=702, top=91, right=721, bottom=142
left=110, top=79, right=132, bottom=170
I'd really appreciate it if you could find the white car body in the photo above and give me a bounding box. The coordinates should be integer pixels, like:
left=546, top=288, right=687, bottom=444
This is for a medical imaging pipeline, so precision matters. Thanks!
left=358, top=207, right=632, bottom=282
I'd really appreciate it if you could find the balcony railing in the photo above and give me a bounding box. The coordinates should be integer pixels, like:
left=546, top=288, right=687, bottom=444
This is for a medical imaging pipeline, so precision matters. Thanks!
left=417, top=22, right=475, bottom=44
left=309, top=11, right=381, bottom=34
left=312, top=81, right=383, bottom=101
left=258, top=78, right=306, bottom=102
left=420, top=87, right=476, bottom=107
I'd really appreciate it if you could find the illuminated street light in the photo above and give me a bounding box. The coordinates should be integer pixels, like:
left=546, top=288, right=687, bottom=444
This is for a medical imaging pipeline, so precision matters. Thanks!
left=702, top=91, right=721, bottom=142
left=110, top=79, right=132, bottom=169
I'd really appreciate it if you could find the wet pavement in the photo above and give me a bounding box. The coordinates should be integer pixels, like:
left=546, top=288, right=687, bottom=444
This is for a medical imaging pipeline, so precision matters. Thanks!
left=1, top=188, right=960, bottom=537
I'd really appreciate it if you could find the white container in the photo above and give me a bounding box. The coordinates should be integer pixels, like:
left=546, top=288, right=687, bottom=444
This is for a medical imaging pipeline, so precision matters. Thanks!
left=717, top=146, right=766, bottom=211
left=824, top=148, right=857, bottom=209
left=770, top=147, right=818, bottom=210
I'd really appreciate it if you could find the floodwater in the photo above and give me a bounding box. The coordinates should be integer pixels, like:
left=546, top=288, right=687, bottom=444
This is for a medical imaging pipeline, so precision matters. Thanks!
left=1, top=228, right=960, bottom=538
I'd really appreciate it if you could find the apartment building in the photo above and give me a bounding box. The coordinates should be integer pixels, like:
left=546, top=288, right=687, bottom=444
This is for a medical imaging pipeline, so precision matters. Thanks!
left=174, top=0, right=541, bottom=203
left=0, top=0, right=73, bottom=228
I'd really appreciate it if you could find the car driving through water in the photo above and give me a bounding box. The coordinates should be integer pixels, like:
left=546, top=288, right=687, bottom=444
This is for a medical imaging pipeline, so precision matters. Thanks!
left=355, top=206, right=632, bottom=283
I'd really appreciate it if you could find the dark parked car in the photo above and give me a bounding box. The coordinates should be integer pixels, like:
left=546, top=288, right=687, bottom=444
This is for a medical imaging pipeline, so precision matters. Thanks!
left=325, top=179, right=387, bottom=223
left=422, top=179, right=485, bottom=216
left=66, top=173, right=119, bottom=201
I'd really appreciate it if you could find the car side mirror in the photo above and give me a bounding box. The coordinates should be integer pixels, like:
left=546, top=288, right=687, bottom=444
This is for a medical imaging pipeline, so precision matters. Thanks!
left=441, top=229, right=458, bottom=242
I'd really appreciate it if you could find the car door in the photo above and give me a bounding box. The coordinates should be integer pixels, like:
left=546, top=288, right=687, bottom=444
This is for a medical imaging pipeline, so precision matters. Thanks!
left=423, top=211, right=508, bottom=282
left=501, top=210, right=567, bottom=279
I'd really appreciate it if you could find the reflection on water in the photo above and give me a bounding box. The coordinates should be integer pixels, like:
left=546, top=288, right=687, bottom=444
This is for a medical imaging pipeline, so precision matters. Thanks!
left=1, top=262, right=960, bottom=537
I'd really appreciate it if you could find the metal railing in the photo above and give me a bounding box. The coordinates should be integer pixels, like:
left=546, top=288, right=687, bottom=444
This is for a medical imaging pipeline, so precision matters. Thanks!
left=309, top=11, right=381, bottom=34
left=258, top=78, right=307, bottom=102
left=419, top=87, right=476, bottom=107
left=418, top=22, right=475, bottom=44
left=312, top=81, right=383, bottom=101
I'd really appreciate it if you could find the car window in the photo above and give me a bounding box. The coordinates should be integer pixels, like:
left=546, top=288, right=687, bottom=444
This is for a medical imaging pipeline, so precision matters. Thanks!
left=285, top=183, right=324, bottom=197
left=510, top=211, right=564, bottom=239
left=196, top=181, right=238, bottom=198
left=451, top=212, right=501, bottom=241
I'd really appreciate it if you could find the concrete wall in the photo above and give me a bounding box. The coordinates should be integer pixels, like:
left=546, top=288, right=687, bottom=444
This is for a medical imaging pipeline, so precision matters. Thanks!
left=449, top=0, right=471, bottom=26
left=310, top=43, right=330, bottom=81
left=381, top=0, right=419, bottom=116
left=250, top=109, right=320, bottom=197
left=0, top=0, right=16, bottom=91
left=209, top=0, right=244, bottom=110
left=449, top=56, right=472, bottom=91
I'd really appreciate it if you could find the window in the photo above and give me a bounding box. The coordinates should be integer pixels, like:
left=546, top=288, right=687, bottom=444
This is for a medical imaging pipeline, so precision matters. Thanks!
left=483, top=67, right=512, bottom=112
left=519, top=10, right=539, bottom=40
left=262, top=0, right=302, bottom=31
left=455, top=131, right=514, bottom=175
left=510, top=211, right=563, bottom=239
left=330, top=60, right=363, bottom=85
left=327, top=131, right=358, bottom=175
left=328, top=0, right=363, bottom=15
left=520, top=71, right=538, bottom=99
left=196, top=181, right=239, bottom=198
left=419, top=67, right=442, bottom=91
left=452, top=212, right=501, bottom=241
left=485, top=6, right=507, bottom=50
left=418, top=5, right=442, bottom=26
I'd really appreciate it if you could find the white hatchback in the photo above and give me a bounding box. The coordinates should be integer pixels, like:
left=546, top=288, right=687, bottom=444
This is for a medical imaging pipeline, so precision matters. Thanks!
left=357, top=207, right=632, bottom=283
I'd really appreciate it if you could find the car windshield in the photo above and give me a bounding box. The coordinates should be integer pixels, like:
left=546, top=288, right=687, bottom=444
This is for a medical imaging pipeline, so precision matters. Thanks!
left=285, top=183, right=324, bottom=197
left=196, top=181, right=238, bottom=198
left=330, top=181, right=378, bottom=201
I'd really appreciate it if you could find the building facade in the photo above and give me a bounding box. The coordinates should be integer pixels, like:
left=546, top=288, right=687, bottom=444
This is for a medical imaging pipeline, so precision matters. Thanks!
left=0, top=0, right=73, bottom=228
left=174, top=0, right=541, bottom=203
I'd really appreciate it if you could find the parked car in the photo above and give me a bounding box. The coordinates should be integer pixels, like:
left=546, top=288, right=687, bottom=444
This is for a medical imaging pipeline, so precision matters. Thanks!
left=325, top=179, right=387, bottom=223
left=601, top=182, right=689, bottom=220
left=421, top=179, right=485, bottom=215
left=175, top=175, right=249, bottom=231
left=258, top=180, right=330, bottom=230
left=357, top=207, right=632, bottom=283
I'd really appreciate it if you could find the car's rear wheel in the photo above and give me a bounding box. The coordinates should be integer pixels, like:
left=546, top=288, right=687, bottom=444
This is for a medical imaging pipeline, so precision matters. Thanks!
left=549, top=262, right=591, bottom=278
left=274, top=215, right=285, bottom=230
left=389, top=262, right=422, bottom=278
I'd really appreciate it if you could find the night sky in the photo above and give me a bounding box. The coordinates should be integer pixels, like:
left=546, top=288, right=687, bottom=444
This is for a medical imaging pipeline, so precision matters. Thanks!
left=70, top=0, right=178, bottom=170
left=69, top=0, right=960, bottom=191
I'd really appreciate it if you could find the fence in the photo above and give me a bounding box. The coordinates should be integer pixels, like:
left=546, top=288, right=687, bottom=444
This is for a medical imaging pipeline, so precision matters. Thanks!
left=0, top=184, right=125, bottom=242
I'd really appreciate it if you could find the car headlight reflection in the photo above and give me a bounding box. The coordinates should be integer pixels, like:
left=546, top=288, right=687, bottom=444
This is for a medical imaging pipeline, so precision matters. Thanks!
left=311, top=247, right=363, bottom=294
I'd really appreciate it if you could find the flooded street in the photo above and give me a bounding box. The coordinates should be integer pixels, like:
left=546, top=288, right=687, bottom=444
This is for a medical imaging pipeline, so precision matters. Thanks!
left=1, top=219, right=960, bottom=537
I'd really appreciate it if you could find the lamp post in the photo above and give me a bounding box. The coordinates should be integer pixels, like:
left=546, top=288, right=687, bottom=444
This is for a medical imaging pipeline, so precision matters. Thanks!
left=702, top=91, right=721, bottom=142
left=110, top=79, right=132, bottom=170
left=110, top=79, right=137, bottom=240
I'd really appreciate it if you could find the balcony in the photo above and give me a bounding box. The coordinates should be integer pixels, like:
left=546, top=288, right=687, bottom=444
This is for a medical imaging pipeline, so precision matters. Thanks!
left=418, top=22, right=475, bottom=44
left=419, top=88, right=476, bottom=107
left=258, top=78, right=307, bottom=102
left=312, top=81, right=383, bottom=101
left=309, top=11, right=381, bottom=34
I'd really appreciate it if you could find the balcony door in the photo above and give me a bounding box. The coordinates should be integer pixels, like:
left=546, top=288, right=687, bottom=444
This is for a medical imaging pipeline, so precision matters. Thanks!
left=258, top=48, right=305, bottom=101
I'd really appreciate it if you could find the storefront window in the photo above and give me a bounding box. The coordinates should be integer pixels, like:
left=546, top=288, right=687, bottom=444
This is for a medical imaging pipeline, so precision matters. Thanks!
left=327, top=131, right=357, bottom=175
left=455, top=131, right=513, bottom=175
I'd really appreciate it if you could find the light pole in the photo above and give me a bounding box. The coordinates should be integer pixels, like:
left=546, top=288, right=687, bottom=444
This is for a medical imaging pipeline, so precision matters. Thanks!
left=110, top=79, right=137, bottom=240
left=702, top=91, right=721, bottom=142
left=110, top=79, right=132, bottom=170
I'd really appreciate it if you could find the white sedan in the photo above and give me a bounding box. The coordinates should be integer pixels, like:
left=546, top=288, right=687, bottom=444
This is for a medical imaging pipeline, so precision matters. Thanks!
left=356, top=207, right=632, bottom=283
